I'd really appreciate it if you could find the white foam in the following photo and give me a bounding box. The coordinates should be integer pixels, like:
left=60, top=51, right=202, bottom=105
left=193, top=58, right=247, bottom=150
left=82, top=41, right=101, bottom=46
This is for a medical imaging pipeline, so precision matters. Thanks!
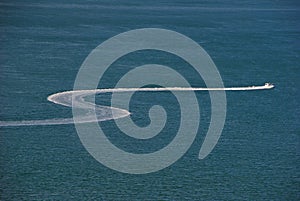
left=0, top=83, right=274, bottom=127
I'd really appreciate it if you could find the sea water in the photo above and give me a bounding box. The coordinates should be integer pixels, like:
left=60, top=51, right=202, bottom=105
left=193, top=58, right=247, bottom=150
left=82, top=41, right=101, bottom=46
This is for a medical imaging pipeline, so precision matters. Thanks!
left=0, top=0, right=299, bottom=200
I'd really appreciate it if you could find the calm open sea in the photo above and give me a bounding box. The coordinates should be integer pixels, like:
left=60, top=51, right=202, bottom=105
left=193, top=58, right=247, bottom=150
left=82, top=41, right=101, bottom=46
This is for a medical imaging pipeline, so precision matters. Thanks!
left=0, top=0, right=299, bottom=200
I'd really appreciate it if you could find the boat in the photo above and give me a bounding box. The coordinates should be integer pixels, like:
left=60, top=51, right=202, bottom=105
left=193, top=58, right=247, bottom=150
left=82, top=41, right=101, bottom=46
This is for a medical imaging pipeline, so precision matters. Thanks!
left=264, top=82, right=274, bottom=88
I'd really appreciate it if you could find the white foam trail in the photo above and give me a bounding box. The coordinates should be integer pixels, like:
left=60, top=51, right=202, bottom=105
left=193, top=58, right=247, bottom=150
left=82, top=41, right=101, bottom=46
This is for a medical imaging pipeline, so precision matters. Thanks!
left=0, top=83, right=274, bottom=127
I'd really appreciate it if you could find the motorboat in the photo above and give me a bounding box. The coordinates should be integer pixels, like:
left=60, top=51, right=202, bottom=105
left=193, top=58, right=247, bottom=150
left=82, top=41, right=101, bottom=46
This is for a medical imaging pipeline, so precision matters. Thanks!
left=264, top=82, right=274, bottom=88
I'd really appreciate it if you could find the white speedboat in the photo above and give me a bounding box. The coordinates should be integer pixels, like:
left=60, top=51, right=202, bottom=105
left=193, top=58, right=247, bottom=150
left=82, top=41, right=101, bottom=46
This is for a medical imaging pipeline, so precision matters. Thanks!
left=264, top=82, right=274, bottom=88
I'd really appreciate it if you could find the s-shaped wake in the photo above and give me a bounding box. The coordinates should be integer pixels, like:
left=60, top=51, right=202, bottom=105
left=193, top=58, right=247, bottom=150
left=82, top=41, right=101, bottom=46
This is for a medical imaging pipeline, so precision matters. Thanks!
left=0, top=83, right=274, bottom=127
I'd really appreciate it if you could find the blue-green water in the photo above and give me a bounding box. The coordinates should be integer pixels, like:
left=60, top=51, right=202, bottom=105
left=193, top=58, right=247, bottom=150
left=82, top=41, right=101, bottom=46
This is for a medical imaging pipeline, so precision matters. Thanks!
left=1, top=0, right=299, bottom=200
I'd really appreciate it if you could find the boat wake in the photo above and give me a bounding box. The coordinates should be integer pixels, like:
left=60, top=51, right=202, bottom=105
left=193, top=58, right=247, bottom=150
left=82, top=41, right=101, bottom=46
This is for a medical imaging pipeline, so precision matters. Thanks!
left=0, top=83, right=274, bottom=127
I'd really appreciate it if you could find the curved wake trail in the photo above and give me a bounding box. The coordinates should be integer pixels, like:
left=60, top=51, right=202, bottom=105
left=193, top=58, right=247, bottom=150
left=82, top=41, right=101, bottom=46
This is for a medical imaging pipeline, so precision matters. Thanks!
left=0, top=84, right=274, bottom=127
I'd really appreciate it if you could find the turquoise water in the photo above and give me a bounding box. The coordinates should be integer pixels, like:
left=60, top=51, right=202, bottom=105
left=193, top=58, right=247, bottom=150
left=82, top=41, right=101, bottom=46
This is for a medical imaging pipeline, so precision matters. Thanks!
left=1, top=0, right=299, bottom=200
